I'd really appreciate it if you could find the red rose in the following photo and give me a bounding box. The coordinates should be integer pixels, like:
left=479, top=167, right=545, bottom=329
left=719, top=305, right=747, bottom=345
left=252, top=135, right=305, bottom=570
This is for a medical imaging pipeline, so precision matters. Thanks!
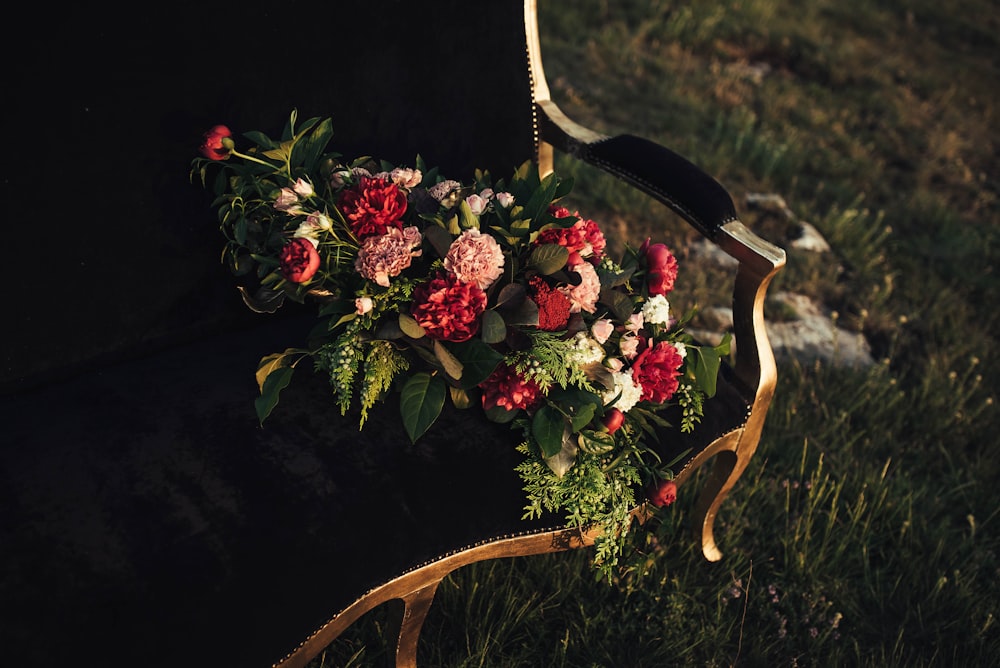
left=199, top=124, right=232, bottom=161
left=644, top=242, right=678, bottom=297
left=410, top=272, right=487, bottom=342
left=630, top=340, right=684, bottom=404
left=279, top=237, right=321, bottom=283
left=601, top=407, right=625, bottom=434
left=649, top=479, right=677, bottom=507
left=340, top=176, right=408, bottom=239
left=479, top=363, right=544, bottom=413
left=528, top=275, right=572, bottom=331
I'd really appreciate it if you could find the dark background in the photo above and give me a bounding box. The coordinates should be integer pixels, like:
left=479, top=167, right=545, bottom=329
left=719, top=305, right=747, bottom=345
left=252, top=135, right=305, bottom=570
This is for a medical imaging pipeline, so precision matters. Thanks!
left=1, top=0, right=535, bottom=393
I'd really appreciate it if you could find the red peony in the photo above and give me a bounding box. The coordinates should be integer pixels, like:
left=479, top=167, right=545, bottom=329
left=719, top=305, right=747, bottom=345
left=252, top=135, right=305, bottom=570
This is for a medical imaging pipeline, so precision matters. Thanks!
left=538, top=205, right=606, bottom=262
left=340, top=176, right=408, bottom=239
left=528, top=275, right=572, bottom=331
left=649, top=479, right=677, bottom=507
left=199, top=124, right=232, bottom=161
left=630, top=340, right=684, bottom=404
left=643, top=241, right=679, bottom=297
left=279, top=237, right=321, bottom=283
left=479, top=363, right=544, bottom=413
left=410, top=272, right=487, bottom=342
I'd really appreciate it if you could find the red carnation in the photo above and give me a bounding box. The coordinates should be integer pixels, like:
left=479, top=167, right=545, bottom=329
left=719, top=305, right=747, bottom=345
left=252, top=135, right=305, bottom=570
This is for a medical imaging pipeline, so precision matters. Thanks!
left=643, top=242, right=678, bottom=297
left=340, top=176, right=408, bottom=239
left=279, top=238, right=321, bottom=283
left=528, top=275, right=572, bottom=331
left=649, top=479, right=677, bottom=507
left=410, top=272, right=487, bottom=342
left=479, top=363, right=544, bottom=413
left=630, top=340, right=684, bottom=404
left=199, top=124, right=232, bottom=161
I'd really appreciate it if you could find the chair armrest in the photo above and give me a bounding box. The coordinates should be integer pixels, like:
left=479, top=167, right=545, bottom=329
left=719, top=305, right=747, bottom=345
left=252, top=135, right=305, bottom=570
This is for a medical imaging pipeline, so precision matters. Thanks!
left=536, top=99, right=786, bottom=399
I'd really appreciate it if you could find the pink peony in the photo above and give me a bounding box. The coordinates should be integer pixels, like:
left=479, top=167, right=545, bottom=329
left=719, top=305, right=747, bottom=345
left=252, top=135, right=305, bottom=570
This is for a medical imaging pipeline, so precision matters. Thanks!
left=410, top=272, right=487, bottom=342
left=279, top=237, right=321, bottom=283
left=479, top=363, right=544, bottom=413
left=630, top=340, right=684, bottom=404
left=643, top=241, right=679, bottom=297
left=199, top=125, right=232, bottom=161
left=649, top=480, right=677, bottom=507
left=340, top=176, right=408, bottom=239
left=355, top=226, right=423, bottom=287
left=559, top=261, right=601, bottom=314
left=444, top=228, right=505, bottom=289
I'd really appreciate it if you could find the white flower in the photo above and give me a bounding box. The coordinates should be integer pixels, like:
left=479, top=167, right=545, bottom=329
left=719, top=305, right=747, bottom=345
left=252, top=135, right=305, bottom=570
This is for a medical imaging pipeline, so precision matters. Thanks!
left=355, top=297, right=374, bottom=315
left=567, top=332, right=605, bottom=366
left=674, top=341, right=687, bottom=359
left=293, top=211, right=333, bottom=244
left=642, top=294, right=671, bottom=325
left=390, top=167, right=423, bottom=189
left=602, top=369, right=642, bottom=413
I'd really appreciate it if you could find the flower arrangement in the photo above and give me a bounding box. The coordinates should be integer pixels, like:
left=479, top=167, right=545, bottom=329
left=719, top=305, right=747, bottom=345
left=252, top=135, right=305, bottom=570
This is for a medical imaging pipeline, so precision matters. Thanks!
left=191, top=110, right=730, bottom=578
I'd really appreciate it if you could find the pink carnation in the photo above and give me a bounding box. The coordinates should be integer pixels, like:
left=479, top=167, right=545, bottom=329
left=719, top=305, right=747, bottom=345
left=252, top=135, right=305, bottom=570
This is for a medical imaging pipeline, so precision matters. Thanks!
left=354, top=226, right=423, bottom=287
left=444, top=228, right=506, bottom=289
left=410, top=272, right=487, bottom=342
left=479, top=363, right=544, bottom=413
left=559, top=261, right=601, bottom=314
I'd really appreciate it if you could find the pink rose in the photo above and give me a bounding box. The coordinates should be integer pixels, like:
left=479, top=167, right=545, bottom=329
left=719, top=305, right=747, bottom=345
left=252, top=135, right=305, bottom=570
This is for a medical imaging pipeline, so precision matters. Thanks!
left=410, top=272, right=487, bottom=342
left=279, top=237, right=321, bottom=283
left=591, top=318, right=614, bottom=344
left=199, top=124, right=232, bottom=161
left=355, top=297, right=374, bottom=315
left=630, top=340, right=684, bottom=404
left=443, top=228, right=505, bottom=289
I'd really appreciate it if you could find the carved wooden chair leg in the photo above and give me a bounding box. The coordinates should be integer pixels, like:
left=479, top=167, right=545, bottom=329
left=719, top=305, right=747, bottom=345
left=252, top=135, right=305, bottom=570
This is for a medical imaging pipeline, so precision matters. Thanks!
left=387, top=580, right=443, bottom=668
left=688, top=431, right=752, bottom=563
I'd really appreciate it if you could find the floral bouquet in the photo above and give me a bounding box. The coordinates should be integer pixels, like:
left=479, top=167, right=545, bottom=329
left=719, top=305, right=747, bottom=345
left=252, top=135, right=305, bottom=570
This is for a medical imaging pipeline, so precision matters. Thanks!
left=191, top=110, right=730, bottom=577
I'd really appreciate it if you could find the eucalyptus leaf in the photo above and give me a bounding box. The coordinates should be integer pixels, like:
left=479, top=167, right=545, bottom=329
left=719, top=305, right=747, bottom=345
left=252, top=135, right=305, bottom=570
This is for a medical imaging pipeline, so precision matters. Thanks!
left=543, top=432, right=578, bottom=478
left=400, top=373, right=446, bottom=443
left=433, top=340, right=463, bottom=381
left=398, top=313, right=426, bottom=339
left=480, top=310, right=507, bottom=344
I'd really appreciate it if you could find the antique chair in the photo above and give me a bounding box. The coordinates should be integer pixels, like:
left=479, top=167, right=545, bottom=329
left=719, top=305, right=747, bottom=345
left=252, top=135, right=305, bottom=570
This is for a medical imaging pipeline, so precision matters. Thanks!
left=0, top=1, right=784, bottom=667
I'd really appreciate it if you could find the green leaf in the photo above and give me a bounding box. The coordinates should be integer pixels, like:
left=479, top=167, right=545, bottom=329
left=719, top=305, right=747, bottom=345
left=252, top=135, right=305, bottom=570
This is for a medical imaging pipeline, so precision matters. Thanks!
left=422, top=224, right=454, bottom=259
left=458, top=199, right=479, bottom=230
left=598, top=287, right=635, bottom=322
left=449, top=338, right=504, bottom=389
left=400, top=373, right=446, bottom=443
left=254, top=366, right=294, bottom=425
left=237, top=285, right=286, bottom=314
left=690, top=346, right=722, bottom=397
left=528, top=243, right=569, bottom=275
left=569, top=403, right=597, bottom=432
left=532, top=405, right=567, bottom=458
left=480, top=310, right=507, bottom=344
left=449, top=386, right=473, bottom=409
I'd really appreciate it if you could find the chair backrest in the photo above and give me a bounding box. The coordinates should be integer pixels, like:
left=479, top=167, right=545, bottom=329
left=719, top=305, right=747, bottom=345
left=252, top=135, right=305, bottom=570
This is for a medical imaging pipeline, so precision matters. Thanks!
left=1, top=0, right=537, bottom=393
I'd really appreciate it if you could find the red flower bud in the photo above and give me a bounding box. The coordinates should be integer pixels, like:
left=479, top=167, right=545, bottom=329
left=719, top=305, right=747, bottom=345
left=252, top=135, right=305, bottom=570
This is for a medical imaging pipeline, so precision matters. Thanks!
left=648, top=479, right=677, bottom=508
left=199, top=124, right=233, bottom=161
left=601, top=407, right=625, bottom=434
left=279, top=238, right=321, bottom=283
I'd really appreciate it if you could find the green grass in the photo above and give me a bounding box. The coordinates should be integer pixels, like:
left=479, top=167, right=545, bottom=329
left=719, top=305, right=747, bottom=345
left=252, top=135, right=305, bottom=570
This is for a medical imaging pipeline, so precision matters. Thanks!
left=309, top=1, right=999, bottom=665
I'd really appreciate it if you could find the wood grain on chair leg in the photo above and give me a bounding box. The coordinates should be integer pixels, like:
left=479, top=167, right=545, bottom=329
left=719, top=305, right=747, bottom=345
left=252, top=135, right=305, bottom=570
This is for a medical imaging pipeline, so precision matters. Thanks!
left=391, top=582, right=442, bottom=668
